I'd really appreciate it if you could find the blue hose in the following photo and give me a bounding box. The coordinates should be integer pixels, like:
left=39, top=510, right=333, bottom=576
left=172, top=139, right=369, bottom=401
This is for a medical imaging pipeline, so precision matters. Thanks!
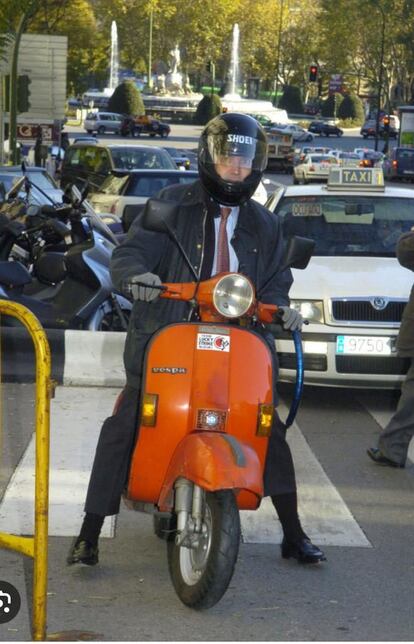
left=283, top=329, right=304, bottom=428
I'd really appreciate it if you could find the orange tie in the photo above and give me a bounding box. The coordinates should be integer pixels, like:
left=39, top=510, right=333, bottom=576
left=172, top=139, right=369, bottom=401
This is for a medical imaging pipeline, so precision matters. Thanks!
left=216, top=207, right=232, bottom=273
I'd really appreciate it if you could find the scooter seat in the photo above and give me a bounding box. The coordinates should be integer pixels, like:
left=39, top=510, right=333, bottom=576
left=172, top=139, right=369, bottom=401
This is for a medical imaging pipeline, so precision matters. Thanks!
left=0, top=261, right=32, bottom=287
left=1, top=291, right=71, bottom=329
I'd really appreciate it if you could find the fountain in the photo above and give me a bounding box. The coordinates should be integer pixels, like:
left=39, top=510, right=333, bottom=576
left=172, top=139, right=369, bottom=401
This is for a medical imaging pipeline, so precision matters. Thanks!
left=221, top=24, right=289, bottom=123
left=108, top=21, right=119, bottom=91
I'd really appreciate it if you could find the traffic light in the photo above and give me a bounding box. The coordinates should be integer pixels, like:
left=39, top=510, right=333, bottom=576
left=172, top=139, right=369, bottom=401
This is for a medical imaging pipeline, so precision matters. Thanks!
left=382, top=115, right=390, bottom=132
left=206, top=60, right=213, bottom=73
left=309, top=65, right=318, bottom=82
left=17, top=74, right=31, bottom=113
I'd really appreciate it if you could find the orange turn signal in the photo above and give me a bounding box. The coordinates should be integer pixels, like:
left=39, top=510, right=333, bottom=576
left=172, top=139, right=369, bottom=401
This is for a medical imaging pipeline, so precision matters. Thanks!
left=141, top=393, right=158, bottom=427
left=256, top=404, right=274, bottom=437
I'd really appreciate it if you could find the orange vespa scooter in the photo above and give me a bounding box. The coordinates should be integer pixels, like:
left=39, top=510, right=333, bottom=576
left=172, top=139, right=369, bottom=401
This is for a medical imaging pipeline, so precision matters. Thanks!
left=122, top=199, right=313, bottom=609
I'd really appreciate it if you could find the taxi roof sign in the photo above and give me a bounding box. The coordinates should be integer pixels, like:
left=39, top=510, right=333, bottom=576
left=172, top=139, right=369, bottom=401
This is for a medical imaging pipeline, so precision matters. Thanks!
left=327, top=166, right=385, bottom=191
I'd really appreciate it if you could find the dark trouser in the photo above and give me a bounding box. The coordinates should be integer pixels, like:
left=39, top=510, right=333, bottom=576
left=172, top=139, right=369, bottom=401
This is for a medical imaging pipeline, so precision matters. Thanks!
left=84, top=386, right=297, bottom=517
left=85, top=386, right=140, bottom=516
left=378, top=359, right=414, bottom=465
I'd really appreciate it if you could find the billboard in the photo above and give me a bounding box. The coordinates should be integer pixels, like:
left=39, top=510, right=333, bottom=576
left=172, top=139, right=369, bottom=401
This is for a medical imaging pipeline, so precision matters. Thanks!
left=0, top=33, right=67, bottom=121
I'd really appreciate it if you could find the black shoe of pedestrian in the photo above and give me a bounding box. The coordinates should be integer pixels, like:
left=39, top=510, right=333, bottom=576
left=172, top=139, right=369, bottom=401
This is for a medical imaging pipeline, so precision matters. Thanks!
left=367, top=447, right=404, bottom=468
left=67, top=538, right=99, bottom=566
left=281, top=537, right=326, bottom=564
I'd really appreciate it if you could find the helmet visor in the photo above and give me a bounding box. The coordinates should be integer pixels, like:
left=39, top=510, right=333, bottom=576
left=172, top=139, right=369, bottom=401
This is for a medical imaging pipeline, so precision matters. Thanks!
left=206, top=133, right=267, bottom=172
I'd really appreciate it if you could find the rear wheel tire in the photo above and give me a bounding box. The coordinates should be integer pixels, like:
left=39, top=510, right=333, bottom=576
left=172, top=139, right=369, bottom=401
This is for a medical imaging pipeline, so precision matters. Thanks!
left=168, top=490, right=240, bottom=609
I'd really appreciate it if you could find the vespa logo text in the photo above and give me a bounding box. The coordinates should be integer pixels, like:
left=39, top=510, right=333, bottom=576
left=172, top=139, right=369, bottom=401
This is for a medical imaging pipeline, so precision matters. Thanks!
left=197, top=333, right=231, bottom=352
left=152, top=367, right=187, bottom=374
left=227, top=134, right=254, bottom=145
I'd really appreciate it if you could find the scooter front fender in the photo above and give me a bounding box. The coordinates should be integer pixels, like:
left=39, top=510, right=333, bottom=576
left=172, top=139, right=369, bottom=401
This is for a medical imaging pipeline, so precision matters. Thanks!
left=158, top=432, right=263, bottom=512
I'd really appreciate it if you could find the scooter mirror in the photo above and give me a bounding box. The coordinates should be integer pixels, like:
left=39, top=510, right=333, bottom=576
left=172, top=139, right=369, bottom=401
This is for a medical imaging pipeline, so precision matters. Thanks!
left=283, top=236, right=315, bottom=270
left=142, top=198, right=179, bottom=234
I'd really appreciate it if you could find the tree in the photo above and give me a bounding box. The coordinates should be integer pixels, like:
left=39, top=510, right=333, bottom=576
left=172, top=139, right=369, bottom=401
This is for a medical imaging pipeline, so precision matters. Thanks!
left=108, top=80, right=145, bottom=116
left=278, top=85, right=303, bottom=114
left=321, top=92, right=344, bottom=118
left=194, top=94, right=222, bottom=125
left=337, top=92, right=365, bottom=123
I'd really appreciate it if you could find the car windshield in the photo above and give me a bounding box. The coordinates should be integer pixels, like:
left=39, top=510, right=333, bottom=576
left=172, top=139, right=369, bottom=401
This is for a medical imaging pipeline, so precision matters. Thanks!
left=274, top=195, right=414, bottom=257
left=109, top=148, right=175, bottom=170
left=127, top=174, right=197, bottom=197
left=26, top=170, right=59, bottom=191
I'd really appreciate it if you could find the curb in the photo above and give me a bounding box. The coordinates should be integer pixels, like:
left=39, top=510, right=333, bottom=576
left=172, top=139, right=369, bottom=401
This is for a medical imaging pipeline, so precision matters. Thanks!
left=2, top=328, right=126, bottom=386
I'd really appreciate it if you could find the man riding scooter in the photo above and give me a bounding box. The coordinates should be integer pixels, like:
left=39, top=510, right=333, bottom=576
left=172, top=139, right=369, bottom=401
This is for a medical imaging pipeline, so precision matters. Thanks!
left=68, top=112, right=326, bottom=567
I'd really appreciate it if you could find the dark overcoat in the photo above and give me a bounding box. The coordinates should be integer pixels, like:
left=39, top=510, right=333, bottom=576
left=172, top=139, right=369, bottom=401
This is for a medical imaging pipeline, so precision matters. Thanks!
left=396, top=230, right=414, bottom=357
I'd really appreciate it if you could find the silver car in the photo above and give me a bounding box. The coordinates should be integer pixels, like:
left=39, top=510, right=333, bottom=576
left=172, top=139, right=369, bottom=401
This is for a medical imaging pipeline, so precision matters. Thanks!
left=84, top=111, right=124, bottom=135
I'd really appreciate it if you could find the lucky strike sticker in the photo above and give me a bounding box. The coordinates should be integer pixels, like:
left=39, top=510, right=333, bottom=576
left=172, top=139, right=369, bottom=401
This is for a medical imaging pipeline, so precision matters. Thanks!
left=197, top=333, right=230, bottom=352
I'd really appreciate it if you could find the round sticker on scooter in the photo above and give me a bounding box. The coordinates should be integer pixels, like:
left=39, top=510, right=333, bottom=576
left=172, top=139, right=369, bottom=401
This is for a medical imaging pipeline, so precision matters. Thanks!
left=197, top=333, right=231, bottom=352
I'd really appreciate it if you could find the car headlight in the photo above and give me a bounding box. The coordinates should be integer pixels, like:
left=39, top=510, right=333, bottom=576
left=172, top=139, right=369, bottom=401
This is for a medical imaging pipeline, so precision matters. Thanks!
left=290, top=300, right=324, bottom=324
left=213, top=274, right=254, bottom=318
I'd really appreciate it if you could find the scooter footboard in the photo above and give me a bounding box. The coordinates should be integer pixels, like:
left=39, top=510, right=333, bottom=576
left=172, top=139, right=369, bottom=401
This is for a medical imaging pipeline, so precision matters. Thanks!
left=157, top=432, right=263, bottom=512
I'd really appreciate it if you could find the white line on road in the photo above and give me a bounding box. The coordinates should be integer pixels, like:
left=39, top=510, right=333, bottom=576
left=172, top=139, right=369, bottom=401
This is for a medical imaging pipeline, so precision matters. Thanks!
left=0, top=388, right=371, bottom=546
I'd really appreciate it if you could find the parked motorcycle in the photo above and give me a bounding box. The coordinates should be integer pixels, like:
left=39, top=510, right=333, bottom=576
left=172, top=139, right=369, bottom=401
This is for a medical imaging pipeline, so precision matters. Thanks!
left=0, top=182, right=131, bottom=331
left=120, top=199, right=314, bottom=609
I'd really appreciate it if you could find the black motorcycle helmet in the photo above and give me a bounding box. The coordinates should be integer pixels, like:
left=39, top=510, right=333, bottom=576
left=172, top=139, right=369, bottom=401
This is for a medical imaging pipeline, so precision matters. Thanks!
left=198, top=112, right=268, bottom=206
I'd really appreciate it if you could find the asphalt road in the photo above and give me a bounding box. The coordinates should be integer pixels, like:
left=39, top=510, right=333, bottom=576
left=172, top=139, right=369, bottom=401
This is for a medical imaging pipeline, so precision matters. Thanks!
left=1, top=382, right=414, bottom=641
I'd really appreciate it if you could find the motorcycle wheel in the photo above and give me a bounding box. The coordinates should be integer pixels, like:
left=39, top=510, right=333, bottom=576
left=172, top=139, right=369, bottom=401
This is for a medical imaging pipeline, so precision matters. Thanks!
left=167, top=490, right=240, bottom=609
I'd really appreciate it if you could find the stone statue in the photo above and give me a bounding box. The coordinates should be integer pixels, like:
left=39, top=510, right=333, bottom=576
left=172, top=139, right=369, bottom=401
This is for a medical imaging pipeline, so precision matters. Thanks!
left=169, top=44, right=181, bottom=74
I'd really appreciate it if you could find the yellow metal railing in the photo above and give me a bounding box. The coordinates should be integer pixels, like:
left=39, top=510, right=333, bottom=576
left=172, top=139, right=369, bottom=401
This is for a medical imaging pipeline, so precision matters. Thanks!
left=0, top=300, right=51, bottom=641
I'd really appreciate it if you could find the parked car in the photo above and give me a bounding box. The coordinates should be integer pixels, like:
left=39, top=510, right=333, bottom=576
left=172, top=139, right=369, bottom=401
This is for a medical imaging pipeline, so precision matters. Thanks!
left=308, top=120, right=343, bottom=137
left=162, top=147, right=191, bottom=170
left=383, top=147, right=414, bottom=182
left=83, top=111, right=124, bottom=135
left=293, top=154, right=338, bottom=184
left=88, top=169, right=199, bottom=229
left=276, top=123, right=314, bottom=142
left=120, top=114, right=171, bottom=138
left=265, top=166, right=414, bottom=388
left=59, top=142, right=176, bottom=191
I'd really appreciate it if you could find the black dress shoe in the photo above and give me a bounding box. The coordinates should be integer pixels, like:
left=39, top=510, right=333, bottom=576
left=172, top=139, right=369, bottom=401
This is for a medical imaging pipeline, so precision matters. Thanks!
left=281, top=537, right=326, bottom=564
left=67, top=539, right=99, bottom=566
left=367, top=447, right=404, bottom=468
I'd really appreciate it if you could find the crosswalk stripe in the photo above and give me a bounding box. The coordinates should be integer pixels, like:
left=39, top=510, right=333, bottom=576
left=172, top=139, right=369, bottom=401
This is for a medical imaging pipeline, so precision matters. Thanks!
left=0, top=388, right=371, bottom=546
left=241, top=402, right=371, bottom=547
left=0, top=386, right=120, bottom=537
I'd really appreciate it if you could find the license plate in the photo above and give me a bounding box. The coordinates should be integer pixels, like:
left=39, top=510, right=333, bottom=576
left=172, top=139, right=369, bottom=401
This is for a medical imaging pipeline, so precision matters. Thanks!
left=403, top=170, right=414, bottom=175
left=336, top=335, right=393, bottom=355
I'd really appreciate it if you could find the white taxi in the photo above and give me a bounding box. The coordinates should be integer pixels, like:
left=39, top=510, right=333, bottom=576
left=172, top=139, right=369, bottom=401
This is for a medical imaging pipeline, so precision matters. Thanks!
left=293, top=153, right=338, bottom=184
left=266, top=167, right=414, bottom=388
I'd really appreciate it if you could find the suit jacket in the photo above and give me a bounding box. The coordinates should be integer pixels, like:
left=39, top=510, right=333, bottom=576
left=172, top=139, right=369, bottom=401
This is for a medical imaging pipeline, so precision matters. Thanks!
left=110, top=179, right=293, bottom=387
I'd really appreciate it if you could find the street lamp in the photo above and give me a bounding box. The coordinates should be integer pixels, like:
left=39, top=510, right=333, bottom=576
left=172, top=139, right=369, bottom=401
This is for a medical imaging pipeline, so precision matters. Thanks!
left=273, top=0, right=285, bottom=107
left=374, top=1, right=386, bottom=152
left=148, top=3, right=154, bottom=91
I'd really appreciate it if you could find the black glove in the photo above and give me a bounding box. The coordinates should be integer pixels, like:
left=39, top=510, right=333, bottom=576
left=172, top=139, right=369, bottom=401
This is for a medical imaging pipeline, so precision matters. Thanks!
left=279, top=306, right=303, bottom=331
left=128, top=272, right=162, bottom=302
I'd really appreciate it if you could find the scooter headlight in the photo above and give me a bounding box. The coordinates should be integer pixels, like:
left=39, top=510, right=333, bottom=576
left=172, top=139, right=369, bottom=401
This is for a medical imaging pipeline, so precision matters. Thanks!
left=212, top=274, right=254, bottom=318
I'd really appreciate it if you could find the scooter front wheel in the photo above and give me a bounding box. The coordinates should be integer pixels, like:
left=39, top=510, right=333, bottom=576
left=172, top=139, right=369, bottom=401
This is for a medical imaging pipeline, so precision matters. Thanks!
left=167, top=490, right=240, bottom=609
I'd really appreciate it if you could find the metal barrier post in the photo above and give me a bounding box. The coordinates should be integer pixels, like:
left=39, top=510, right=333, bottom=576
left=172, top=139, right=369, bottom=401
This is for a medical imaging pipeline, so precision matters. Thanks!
left=0, top=300, right=51, bottom=641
